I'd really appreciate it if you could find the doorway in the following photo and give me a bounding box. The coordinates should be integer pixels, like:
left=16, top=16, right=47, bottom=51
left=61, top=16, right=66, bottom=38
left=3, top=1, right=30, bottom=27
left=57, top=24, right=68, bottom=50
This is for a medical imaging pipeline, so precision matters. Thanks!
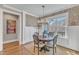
left=2, top=10, right=22, bottom=53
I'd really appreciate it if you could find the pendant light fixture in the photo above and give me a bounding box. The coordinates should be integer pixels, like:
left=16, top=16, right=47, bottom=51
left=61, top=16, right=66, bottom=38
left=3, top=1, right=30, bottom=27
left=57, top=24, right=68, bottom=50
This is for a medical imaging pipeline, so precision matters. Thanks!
left=37, top=5, right=48, bottom=34
left=42, top=5, right=45, bottom=18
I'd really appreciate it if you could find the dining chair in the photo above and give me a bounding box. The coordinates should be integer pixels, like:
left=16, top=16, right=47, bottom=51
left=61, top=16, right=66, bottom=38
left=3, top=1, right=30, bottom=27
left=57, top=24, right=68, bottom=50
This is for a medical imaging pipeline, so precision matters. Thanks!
left=47, top=35, right=58, bottom=55
left=33, top=32, right=45, bottom=55
left=48, top=32, right=54, bottom=37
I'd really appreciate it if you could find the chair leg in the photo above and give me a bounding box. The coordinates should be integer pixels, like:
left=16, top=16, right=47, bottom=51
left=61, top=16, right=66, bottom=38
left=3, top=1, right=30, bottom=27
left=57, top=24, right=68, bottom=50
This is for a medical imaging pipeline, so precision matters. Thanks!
left=53, top=47, right=54, bottom=55
left=38, top=46, right=39, bottom=55
left=34, top=46, right=35, bottom=53
left=53, top=45, right=55, bottom=55
left=55, top=47, right=56, bottom=53
left=44, top=45, right=46, bottom=53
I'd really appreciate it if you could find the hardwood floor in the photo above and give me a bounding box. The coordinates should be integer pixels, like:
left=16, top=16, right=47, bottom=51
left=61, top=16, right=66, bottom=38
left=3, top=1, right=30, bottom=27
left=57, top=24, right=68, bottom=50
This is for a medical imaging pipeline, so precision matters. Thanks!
left=24, top=42, right=79, bottom=55
left=0, top=41, right=79, bottom=55
left=2, top=41, right=33, bottom=55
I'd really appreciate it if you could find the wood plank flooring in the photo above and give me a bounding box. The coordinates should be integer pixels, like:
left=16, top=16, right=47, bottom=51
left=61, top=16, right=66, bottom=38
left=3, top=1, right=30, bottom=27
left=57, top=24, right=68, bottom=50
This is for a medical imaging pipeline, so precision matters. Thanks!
left=2, top=41, right=32, bottom=55
left=24, top=42, right=79, bottom=55
left=0, top=41, right=79, bottom=55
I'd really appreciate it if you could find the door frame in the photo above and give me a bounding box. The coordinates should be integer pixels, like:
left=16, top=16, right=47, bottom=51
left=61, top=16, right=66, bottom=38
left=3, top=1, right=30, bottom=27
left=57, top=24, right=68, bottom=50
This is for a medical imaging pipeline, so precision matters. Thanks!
left=2, top=8, right=22, bottom=46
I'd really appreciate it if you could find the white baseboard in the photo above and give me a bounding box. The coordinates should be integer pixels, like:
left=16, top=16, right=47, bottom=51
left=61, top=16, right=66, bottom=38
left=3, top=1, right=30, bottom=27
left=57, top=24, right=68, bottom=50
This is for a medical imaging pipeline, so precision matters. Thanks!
left=57, top=44, right=79, bottom=52
left=22, top=40, right=33, bottom=44
left=3, top=39, right=19, bottom=44
left=23, top=41, right=33, bottom=45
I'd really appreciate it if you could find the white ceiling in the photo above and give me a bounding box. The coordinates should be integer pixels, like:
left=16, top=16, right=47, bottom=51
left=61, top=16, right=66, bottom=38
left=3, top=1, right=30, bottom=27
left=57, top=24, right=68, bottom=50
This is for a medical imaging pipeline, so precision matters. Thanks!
left=6, top=4, right=79, bottom=17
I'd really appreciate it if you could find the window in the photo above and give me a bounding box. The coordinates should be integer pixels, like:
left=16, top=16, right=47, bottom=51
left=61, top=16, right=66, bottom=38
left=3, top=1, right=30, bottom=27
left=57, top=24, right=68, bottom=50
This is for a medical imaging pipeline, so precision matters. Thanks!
left=48, top=13, right=68, bottom=38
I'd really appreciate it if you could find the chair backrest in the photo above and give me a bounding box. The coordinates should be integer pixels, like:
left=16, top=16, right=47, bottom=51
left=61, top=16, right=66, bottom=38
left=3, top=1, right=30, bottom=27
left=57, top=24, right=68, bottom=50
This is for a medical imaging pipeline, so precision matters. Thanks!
left=48, top=32, right=54, bottom=37
left=33, top=33, right=39, bottom=44
left=53, top=35, right=58, bottom=45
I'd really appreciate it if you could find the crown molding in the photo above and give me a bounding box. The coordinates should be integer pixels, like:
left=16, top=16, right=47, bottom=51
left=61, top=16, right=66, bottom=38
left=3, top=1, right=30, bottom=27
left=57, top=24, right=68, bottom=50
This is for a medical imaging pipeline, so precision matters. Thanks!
left=3, top=5, right=22, bottom=13
left=22, top=10, right=38, bottom=17
left=3, top=5, right=39, bottom=18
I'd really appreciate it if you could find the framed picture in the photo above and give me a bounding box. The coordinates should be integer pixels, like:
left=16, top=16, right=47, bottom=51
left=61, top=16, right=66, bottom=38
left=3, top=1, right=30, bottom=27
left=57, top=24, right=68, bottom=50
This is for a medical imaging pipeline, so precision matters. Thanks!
left=7, top=20, right=16, bottom=34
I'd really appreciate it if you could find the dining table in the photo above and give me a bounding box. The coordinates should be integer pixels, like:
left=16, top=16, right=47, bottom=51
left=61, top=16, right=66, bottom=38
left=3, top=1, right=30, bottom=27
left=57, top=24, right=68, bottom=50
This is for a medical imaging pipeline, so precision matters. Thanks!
left=38, top=36, right=55, bottom=52
left=39, top=37, right=54, bottom=42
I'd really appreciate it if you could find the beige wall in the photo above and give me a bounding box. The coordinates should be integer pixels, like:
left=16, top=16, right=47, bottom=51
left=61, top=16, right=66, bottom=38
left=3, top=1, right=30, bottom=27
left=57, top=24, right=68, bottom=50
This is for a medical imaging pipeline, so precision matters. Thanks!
left=26, top=14, right=38, bottom=27
left=69, top=6, right=79, bottom=26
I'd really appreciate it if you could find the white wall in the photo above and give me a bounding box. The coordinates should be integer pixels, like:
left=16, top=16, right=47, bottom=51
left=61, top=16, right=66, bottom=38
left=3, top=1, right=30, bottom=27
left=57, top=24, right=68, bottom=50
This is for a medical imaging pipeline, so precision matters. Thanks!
left=22, top=11, right=38, bottom=44
left=23, top=27, right=37, bottom=44
left=67, top=26, right=79, bottom=51
left=0, top=8, right=3, bottom=51
left=57, top=26, right=79, bottom=51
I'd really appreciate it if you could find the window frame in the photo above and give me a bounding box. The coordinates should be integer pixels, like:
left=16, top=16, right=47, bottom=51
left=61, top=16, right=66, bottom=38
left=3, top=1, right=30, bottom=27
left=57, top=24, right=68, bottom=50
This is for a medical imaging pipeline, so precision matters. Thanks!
left=47, top=12, right=69, bottom=39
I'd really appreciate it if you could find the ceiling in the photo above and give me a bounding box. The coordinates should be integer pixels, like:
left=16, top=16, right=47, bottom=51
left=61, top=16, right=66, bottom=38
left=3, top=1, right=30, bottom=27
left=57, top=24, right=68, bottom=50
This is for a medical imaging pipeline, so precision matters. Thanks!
left=6, top=4, right=79, bottom=17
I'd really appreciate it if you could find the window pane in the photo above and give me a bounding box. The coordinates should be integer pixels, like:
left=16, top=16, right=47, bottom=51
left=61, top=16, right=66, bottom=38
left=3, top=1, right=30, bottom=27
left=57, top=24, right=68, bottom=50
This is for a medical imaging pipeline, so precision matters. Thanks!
left=48, top=19, right=56, bottom=25
left=57, top=16, right=66, bottom=26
